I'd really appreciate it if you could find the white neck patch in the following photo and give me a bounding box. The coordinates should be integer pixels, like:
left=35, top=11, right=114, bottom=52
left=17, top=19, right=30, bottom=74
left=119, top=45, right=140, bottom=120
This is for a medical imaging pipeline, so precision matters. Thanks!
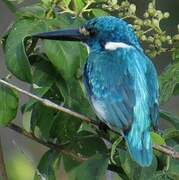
left=105, top=42, right=132, bottom=51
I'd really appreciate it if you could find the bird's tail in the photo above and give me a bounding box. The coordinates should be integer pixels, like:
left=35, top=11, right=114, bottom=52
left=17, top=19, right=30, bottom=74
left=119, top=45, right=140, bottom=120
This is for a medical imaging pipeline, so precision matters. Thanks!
left=124, top=129, right=153, bottom=167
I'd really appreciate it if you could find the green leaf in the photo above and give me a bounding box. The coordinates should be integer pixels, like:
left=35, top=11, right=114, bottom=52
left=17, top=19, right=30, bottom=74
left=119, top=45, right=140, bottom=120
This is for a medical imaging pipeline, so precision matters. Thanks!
left=43, top=41, right=86, bottom=81
left=111, top=137, right=123, bottom=164
left=31, top=58, right=56, bottom=93
left=70, top=132, right=107, bottom=157
left=92, top=8, right=110, bottom=17
left=160, top=110, right=179, bottom=129
left=59, top=0, right=71, bottom=7
left=64, top=0, right=71, bottom=6
left=31, top=103, right=57, bottom=140
left=42, top=16, right=95, bottom=143
left=172, top=50, right=179, bottom=62
left=34, top=150, right=60, bottom=180
left=69, top=154, right=109, bottom=180
left=167, top=145, right=179, bottom=179
left=63, top=132, right=107, bottom=172
left=41, top=0, right=51, bottom=7
left=159, top=62, right=179, bottom=103
left=172, top=35, right=179, bottom=61
left=149, top=171, right=170, bottom=180
left=74, top=0, right=85, bottom=13
left=151, top=132, right=166, bottom=145
left=115, top=149, right=158, bottom=180
left=163, top=129, right=179, bottom=141
left=4, top=19, right=47, bottom=82
left=8, top=0, right=24, bottom=4
left=49, top=111, right=81, bottom=142
left=0, top=84, right=19, bottom=126
left=22, top=57, right=57, bottom=133
left=22, top=57, right=56, bottom=111
left=16, top=5, right=46, bottom=19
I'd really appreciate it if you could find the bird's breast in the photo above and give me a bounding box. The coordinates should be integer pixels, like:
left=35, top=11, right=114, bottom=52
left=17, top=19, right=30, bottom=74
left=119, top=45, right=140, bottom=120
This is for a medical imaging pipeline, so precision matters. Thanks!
left=84, top=50, right=129, bottom=99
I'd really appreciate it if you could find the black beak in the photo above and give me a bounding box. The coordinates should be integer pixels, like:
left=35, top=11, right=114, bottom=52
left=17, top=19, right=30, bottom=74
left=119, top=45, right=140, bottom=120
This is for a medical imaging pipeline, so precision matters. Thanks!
left=33, top=28, right=85, bottom=41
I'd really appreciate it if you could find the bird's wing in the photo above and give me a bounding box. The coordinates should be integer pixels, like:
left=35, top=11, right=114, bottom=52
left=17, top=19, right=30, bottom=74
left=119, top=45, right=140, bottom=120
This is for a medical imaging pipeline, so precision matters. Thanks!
left=84, top=47, right=159, bottom=133
left=84, top=46, right=159, bottom=166
left=146, top=59, right=159, bottom=130
left=83, top=47, right=137, bottom=132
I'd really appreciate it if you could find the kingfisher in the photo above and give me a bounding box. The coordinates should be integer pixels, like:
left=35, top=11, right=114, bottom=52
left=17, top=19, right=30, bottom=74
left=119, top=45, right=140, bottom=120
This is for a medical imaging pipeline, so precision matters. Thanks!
left=33, top=16, right=159, bottom=167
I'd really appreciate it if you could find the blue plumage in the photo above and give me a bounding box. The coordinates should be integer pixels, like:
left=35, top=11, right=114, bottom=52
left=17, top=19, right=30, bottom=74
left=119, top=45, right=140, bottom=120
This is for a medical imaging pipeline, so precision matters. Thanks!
left=34, top=16, right=159, bottom=167
left=82, top=16, right=159, bottom=167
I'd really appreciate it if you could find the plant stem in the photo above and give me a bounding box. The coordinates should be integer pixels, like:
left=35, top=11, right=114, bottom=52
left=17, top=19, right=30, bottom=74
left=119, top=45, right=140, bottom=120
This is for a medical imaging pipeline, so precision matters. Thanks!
left=1, top=79, right=179, bottom=160
left=8, top=123, right=87, bottom=162
left=8, top=123, right=120, bottom=174
left=0, top=79, right=96, bottom=125
left=0, top=138, right=8, bottom=180
left=153, top=144, right=179, bottom=159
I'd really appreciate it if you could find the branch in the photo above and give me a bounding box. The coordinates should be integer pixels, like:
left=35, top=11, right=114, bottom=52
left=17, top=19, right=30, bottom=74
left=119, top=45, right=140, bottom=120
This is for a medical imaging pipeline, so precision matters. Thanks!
left=7, top=123, right=121, bottom=174
left=0, top=138, right=8, bottom=180
left=8, top=123, right=87, bottom=162
left=1, top=79, right=179, bottom=160
left=0, top=79, right=97, bottom=125
left=153, top=144, right=179, bottom=159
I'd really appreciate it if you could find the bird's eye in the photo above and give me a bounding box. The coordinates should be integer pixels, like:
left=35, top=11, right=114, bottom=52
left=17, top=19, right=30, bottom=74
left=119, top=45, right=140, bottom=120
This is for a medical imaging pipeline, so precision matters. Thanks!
left=88, top=28, right=96, bottom=36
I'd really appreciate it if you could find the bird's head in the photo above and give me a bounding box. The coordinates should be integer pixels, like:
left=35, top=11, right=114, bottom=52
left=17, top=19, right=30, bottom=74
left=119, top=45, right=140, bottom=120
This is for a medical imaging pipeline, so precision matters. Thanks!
left=34, top=16, right=141, bottom=52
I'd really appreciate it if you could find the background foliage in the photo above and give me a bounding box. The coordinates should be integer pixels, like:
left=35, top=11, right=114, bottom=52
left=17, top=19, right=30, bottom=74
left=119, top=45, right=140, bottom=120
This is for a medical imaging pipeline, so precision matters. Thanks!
left=1, top=0, right=179, bottom=179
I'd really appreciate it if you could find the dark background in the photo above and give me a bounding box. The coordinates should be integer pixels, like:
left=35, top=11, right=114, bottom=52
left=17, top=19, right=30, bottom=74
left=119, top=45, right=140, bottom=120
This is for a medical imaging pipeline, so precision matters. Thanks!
left=0, top=0, right=179, bottom=179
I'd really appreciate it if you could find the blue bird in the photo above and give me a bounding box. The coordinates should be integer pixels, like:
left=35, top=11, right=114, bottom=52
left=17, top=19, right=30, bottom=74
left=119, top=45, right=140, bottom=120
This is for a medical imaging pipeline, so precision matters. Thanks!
left=34, top=16, right=159, bottom=167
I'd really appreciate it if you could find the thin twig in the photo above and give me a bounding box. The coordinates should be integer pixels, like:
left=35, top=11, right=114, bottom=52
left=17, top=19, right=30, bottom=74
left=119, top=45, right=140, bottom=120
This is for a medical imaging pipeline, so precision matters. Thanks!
left=0, top=79, right=97, bottom=125
left=8, top=123, right=87, bottom=162
left=0, top=138, right=8, bottom=180
left=153, top=144, right=179, bottom=159
left=1, top=79, right=179, bottom=160
left=8, top=123, right=120, bottom=174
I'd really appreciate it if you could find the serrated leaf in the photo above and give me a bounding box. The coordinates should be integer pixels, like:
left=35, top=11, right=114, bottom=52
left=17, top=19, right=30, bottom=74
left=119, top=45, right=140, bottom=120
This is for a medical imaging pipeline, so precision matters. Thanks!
left=151, top=132, right=166, bottom=145
left=159, top=62, right=179, bottom=104
left=69, top=154, right=109, bottom=180
left=0, top=84, right=19, bottom=126
left=160, top=110, right=179, bottom=129
left=172, top=50, right=179, bottom=62
left=34, top=150, right=60, bottom=180
left=4, top=19, right=47, bottom=82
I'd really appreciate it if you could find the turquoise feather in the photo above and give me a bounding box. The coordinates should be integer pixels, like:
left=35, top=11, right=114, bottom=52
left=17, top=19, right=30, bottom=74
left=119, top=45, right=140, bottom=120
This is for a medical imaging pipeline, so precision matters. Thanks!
left=83, top=16, right=159, bottom=166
